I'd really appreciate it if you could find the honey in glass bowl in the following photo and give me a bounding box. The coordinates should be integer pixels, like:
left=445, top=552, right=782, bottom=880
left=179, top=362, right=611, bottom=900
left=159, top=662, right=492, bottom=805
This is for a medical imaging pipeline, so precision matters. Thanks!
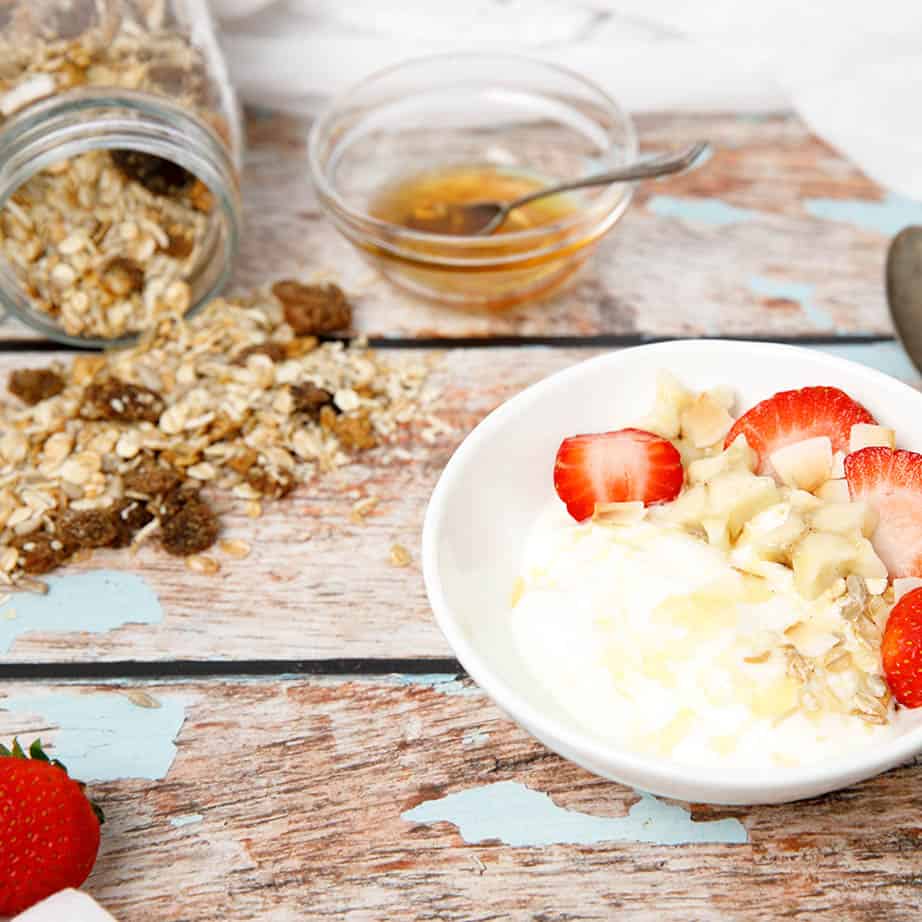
left=370, top=163, right=578, bottom=236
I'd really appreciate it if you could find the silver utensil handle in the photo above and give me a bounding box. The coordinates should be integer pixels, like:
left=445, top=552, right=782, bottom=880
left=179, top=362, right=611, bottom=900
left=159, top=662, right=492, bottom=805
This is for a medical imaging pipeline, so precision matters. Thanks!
left=509, top=141, right=710, bottom=210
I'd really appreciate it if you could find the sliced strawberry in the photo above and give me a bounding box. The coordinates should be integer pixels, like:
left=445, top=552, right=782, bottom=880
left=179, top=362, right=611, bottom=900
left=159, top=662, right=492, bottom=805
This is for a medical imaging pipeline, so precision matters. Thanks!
left=724, top=386, right=875, bottom=473
left=882, top=586, right=922, bottom=707
left=553, top=427, right=683, bottom=521
left=845, top=446, right=922, bottom=578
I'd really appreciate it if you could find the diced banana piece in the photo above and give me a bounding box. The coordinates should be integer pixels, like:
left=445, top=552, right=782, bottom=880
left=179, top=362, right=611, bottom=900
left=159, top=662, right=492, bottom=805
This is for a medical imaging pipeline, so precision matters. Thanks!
left=792, top=532, right=857, bottom=599
left=815, top=478, right=851, bottom=503
left=830, top=450, right=846, bottom=479
left=701, top=516, right=730, bottom=550
left=706, top=385, right=736, bottom=412
left=654, top=483, right=707, bottom=526
left=788, top=489, right=823, bottom=512
left=894, top=576, right=922, bottom=600
left=593, top=501, right=646, bottom=525
left=736, top=502, right=806, bottom=563
left=809, top=500, right=878, bottom=538
left=639, top=370, right=693, bottom=440
left=706, top=470, right=781, bottom=539
left=769, top=437, right=833, bottom=492
left=853, top=538, right=888, bottom=580
left=849, top=423, right=895, bottom=453
left=687, top=435, right=757, bottom=484
left=679, top=392, right=735, bottom=449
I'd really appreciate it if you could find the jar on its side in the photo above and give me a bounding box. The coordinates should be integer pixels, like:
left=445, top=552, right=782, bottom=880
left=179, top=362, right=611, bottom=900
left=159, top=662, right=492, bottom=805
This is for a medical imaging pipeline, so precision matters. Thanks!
left=0, top=0, right=243, bottom=346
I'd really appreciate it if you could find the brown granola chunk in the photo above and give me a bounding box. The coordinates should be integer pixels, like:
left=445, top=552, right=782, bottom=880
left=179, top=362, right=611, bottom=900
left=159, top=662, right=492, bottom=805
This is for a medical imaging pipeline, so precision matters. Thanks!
left=122, top=456, right=183, bottom=496
left=8, top=368, right=66, bottom=405
left=82, top=378, right=165, bottom=424
left=56, top=508, right=119, bottom=549
left=101, top=257, right=145, bottom=297
left=12, top=532, right=73, bottom=575
left=110, top=150, right=195, bottom=197
left=245, top=465, right=296, bottom=500
left=160, top=490, right=220, bottom=556
left=320, top=406, right=378, bottom=452
left=290, top=382, right=334, bottom=418
left=110, top=498, right=154, bottom=547
left=162, top=226, right=195, bottom=260
left=234, top=341, right=287, bottom=365
left=272, top=281, right=352, bottom=335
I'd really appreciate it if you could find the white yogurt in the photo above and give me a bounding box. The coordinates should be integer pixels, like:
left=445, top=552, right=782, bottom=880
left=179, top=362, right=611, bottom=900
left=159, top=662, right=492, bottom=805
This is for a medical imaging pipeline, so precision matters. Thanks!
left=510, top=502, right=900, bottom=769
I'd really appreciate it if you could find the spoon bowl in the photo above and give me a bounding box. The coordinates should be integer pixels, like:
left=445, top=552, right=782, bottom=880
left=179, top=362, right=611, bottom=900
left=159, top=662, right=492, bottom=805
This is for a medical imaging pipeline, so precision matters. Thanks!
left=886, top=226, right=922, bottom=374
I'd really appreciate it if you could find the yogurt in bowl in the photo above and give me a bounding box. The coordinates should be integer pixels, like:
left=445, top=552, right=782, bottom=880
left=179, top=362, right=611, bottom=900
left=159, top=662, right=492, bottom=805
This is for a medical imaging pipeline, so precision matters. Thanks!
left=422, top=341, right=922, bottom=804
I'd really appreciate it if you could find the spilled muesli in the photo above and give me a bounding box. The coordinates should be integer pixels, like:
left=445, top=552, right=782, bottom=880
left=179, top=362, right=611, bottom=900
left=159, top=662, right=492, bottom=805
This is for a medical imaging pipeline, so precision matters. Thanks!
left=0, top=281, right=444, bottom=590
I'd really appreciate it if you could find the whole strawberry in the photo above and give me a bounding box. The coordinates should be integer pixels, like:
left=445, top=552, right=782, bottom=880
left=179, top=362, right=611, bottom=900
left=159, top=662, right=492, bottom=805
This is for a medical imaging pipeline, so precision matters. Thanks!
left=0, top=739, right=103, bottom=917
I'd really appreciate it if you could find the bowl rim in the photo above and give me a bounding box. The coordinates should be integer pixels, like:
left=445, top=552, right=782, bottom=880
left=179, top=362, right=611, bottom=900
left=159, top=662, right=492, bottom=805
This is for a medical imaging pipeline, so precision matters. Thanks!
left=422, top=339, right=922, bottom=801
left=307, top=51, right=638, bottom=251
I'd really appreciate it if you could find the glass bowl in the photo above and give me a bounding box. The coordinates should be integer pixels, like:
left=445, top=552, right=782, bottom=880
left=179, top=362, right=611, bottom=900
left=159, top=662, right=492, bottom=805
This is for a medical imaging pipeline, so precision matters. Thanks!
left=308, top=53, right=637, bottom=311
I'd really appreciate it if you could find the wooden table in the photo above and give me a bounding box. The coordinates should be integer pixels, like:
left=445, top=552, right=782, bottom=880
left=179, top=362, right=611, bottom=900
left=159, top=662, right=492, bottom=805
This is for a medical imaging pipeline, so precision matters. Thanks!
left=2, top=109, right=922, bottom=921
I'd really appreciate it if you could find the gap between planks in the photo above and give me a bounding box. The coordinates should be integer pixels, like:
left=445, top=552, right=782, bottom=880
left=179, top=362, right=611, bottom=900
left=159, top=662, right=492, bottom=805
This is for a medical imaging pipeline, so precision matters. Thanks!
left=0, top=332, right=897, bottom=354
left=0, top=657, right=464, bottom=680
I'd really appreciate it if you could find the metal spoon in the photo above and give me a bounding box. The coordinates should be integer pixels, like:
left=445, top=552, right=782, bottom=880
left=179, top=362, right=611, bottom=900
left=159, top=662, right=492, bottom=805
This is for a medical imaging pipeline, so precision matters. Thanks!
left=886, top=226, right=922, bottom=373
left=408, top=141, right=710, bottom=237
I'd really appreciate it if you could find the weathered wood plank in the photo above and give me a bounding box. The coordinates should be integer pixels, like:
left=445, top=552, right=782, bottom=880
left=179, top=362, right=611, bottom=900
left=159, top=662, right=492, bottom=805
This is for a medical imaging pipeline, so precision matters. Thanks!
left=0, top=110, right=910, bottom=344
left=0, top=343, right=918, bottom=664
left=1, top=678, right=920, bottom=921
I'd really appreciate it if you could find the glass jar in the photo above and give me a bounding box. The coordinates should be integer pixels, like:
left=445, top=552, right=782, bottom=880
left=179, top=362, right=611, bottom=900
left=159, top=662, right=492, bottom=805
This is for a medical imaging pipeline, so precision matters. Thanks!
left=0, top=0, right=243, bottom=346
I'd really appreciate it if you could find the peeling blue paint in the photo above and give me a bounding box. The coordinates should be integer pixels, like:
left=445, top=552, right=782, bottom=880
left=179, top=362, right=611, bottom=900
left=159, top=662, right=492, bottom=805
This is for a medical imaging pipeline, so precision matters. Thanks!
left=748, top=275, right=834, bottom=330
left=393, top=673, right=479, bottom=697
left=805, top=192, right=922, bottom=236
left=647, top=196, right=762, bottom=226
left=463, top=729, right=490, bottom=747
left=1, top=691, right=185, bottom=781
left=403, top=781, right=747, bottom=846
left=0, top=571, right=162, bottom=653
left=170, top=813, right=203, bottom=828
left=814, top=341, right=918, bottom=380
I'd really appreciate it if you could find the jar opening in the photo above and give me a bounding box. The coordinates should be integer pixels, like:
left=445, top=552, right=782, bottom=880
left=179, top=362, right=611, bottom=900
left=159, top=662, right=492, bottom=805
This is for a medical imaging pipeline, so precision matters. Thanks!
left=0, top=88, right=241, bottom=347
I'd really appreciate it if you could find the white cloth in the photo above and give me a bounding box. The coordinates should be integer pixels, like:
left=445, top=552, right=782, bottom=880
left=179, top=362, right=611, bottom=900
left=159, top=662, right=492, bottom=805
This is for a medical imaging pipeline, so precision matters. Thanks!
left=210, top=0, right=922, bottom=200
left=11, top=890, right=117, bottom=922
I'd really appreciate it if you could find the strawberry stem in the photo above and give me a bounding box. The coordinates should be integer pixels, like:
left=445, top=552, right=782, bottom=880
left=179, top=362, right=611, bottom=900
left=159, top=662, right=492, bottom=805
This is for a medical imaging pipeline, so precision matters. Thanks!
left=1, top=736, right=106, bottom=825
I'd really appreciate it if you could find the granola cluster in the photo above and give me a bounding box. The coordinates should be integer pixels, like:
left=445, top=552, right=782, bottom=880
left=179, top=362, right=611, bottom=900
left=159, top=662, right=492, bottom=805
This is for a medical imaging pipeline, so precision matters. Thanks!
left=0, top=282, right=443, bottom=588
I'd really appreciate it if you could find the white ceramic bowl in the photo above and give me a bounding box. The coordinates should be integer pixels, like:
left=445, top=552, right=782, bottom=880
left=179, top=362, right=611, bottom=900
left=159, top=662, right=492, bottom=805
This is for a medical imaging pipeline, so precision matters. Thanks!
left=422, top=339, right=922, bottom=805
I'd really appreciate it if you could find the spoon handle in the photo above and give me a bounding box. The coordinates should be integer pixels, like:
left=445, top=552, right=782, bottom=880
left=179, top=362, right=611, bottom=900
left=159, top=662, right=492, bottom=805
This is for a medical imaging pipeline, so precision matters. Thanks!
left=507, top=141, right=710, bottom=210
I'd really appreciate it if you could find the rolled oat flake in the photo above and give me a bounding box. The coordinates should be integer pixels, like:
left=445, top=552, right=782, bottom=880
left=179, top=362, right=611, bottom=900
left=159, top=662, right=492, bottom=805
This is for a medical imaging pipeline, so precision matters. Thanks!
left=0, top=0, right=243, bottom=344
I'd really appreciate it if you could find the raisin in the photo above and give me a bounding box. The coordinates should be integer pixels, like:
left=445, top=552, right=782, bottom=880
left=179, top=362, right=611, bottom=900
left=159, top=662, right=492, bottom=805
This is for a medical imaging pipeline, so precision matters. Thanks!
left=234, top=342, right=287, bottom=365
left=81, top=378, right=165, bottom=424
left=56, top=508, right=119, bottom=549
left=110, top=499, right=154, bottom=548
left=12, top=532, right=73, bottom=575
left=160, top=492, right=219, bottom=556
left=271, top=281, right=352, bottom=335
left=100, top=257, right=144, bottom=297
left=320, top=406, right=377, bottom=453
left=110, top=150, right=195, bottom=197
left=290, top=382, right=334, bottom=418
left=122, top=456, right=183, bottom=496
left=8, top=368, right=65, bottom=405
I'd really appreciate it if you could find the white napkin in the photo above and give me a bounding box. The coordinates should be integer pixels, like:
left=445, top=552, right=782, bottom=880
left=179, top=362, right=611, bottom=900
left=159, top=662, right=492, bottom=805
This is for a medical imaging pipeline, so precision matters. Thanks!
left=11, top=890, right=117, bottom=922
left=210, top=0, right=922, bottom=201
